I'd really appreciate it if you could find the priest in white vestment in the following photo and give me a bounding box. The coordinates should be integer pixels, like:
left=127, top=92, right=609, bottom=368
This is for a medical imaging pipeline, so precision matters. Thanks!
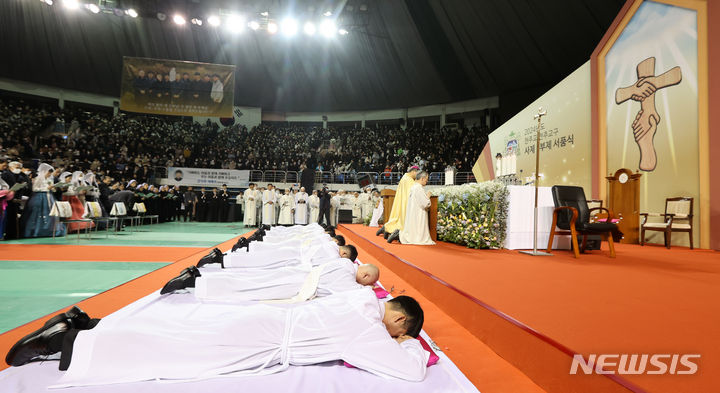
left=369, top=190, right=384, bottom=227
left=358, top=187, right=374, bottom=223
left=330, top=192, right=341, bottom=227
left=398, top=172, right=435, bottom=245
left=262, top=184, right=277, bottom=226
left=194, top=258, right=379, bottom=302
left=308, top=190, right=320, bottom=223
left=243, top=183, right=259, bottom=227
left=278, top=189, right=295, bottom=225
left=9, top=288, right=428, bottom=387
left=352, top=192, right=363, bottom=223
left=294, top=187, right=309, bottom=225
left=226, top=241, right=354, bottom=269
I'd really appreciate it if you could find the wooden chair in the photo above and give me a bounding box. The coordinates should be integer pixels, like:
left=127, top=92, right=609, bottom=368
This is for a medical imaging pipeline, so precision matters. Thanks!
left=640, top=197, right=693, bottom=249
left=587, top=200, right=603, bottom=223
left=546, top=186, right=617, bottom=258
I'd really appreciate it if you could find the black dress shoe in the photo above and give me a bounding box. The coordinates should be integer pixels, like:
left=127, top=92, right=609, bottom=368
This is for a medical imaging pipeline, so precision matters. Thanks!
left=6, top=318, right=69, bottom=366
left=40, top=306, right=89, bottom=331
left=54, top=306, right=90, bottom=330
left=376, top=226, right=385, bottom=236
left=160, top=266, right=201, bottom=295
left=261, top=224, right=271, bottom=231
left=196, top=249, right=218, bottom=268
left=232, top=237, right=249, bottom=252
left=213, top=248, right=225, bottom=265
left=383, top=231, right=390, bottom=240
left=387, top=230, right=400, bottom=243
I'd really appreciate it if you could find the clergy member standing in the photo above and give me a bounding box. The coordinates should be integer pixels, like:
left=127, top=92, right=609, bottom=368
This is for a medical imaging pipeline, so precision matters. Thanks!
left=379, top=166, right=419, bottom=238
left=262, top=184, right=277, bottom=226
left=294, top=187, right=309, bottom=225
left=278, top=188, right=295, bottom=226
left=309, top=190, right=320, bottom=223
left=243, top=183, right=258, bottom=227
left=329, top=191, right=341, bottom=227
left=358, top=186, right=374, bottom=224
left=393, top=171, right=435, bottom=245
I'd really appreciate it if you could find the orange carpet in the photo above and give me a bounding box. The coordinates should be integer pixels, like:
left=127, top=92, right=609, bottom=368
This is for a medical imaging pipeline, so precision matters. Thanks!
left=340, top=224, right=720, bottom=393
left=0, top=233, right=252, bottom=373
left=0, top=244, right=205, bottom=262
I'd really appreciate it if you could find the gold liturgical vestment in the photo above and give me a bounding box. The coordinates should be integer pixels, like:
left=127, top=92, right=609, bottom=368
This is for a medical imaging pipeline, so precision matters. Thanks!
left=384, top=173, right=415, bottom=233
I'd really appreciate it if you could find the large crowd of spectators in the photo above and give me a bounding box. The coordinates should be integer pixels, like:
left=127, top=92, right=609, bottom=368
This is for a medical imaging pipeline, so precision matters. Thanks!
left=1, top=95, right=489, bottom=184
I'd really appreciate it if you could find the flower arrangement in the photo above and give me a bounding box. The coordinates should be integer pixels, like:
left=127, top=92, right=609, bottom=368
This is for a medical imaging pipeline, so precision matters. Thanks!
left=431, top=181, right=509, bottom=249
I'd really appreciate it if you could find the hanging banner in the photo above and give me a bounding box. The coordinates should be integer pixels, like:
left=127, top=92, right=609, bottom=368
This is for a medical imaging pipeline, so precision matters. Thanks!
left=168, top=167, right=250, bottom=188
left=120, top=57, right=235, bottom=117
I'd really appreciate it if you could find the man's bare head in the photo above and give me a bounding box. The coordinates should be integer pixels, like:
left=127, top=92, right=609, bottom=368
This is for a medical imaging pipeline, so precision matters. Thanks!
left=355, top=264, right=379, bottom=286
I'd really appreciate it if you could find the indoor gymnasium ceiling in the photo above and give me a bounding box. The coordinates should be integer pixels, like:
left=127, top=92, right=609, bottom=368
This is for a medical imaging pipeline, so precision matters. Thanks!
left=0, top=0, right=625, bottom=113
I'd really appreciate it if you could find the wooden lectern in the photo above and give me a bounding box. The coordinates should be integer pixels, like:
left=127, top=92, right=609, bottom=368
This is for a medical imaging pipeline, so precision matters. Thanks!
left=379, top=189, right=438, bottom=241
left=606, top=168, right=642, bottom=244
left=381, top=189, right=395, bottom=224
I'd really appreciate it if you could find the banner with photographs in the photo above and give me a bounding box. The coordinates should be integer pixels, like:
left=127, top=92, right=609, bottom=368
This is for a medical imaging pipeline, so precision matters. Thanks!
left=120, top=57, right=235, bottom=117
left=168, top=167, right=250, bottom=188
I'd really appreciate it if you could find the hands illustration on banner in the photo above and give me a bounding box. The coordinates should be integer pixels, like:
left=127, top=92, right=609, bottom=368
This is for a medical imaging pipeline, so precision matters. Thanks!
left=615, top=57, right=681, bottom=171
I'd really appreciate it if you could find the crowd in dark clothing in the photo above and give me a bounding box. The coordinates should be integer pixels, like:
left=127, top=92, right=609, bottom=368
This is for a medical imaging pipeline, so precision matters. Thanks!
left=1, top=94, right=489, bottom=240
left=1, top=95, right=489, bottom=183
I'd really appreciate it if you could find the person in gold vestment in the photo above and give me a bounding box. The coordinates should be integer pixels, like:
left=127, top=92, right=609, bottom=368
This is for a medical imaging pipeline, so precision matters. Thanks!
left=376, top=166, right=419, bottom=240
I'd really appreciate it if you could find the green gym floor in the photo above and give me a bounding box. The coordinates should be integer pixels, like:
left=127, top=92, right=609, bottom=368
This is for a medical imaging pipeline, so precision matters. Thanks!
left=0, top=221, right=253, bottom=333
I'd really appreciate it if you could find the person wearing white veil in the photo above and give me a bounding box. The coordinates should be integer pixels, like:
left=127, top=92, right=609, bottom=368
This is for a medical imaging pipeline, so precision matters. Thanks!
left=63, top=171, right=94, bottom=232
left=21, top=163, right=66, bottom=238
left=83, top=171, right=107, bottom=229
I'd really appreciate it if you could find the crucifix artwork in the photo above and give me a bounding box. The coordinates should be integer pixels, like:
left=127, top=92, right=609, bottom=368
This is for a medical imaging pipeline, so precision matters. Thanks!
left=615, top=57, right=682, bottom=171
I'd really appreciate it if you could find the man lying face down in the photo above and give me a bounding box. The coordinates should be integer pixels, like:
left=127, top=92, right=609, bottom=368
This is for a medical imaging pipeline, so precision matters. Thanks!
left=223, top=235, right=359, bottom=269
left=162, top=256, right=380, bottom=303
left=6, top=288, right=428, bottom=385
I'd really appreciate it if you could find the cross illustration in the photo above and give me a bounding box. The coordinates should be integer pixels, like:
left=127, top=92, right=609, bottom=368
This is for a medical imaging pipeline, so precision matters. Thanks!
left=615, top=57, right=682, bottom=171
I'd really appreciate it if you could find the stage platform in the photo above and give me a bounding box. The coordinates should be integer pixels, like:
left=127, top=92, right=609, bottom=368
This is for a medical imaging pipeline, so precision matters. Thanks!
left=339, top=224, right=720, bottom=393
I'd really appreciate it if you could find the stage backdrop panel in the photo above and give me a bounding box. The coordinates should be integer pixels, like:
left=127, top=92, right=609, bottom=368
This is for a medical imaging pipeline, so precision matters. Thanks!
left=120, top=57, right=235, bottom=117
left=167, top=167, right=249, bottom=188
left=480, top=61, right=592, bottom=192
left=605, top=1, right=699, bottom=247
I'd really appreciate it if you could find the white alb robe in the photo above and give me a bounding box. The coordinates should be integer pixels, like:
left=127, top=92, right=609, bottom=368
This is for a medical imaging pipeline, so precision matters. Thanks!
left=369, top=196, right=384, bottom=227
left=352, top=196, right=363, bottom=223
left=278, top=194, right=295, bottom=225
left=262, top=189, right=277, bottom=225
left=358, top=192, right=374, bottom=222
left=195, top=258, right=362, bottom=302
left=243, top=189, right=259, bottom=226
left=330, top=196, right=341, bottom=226
left=399, top=183, right=435, bottom=245
left=294, top=192, right=309, bottom=224
left=226, top=240, right=339, bottom=270
left=308, top=194, right=320, bottom=223
left=53, top=288, right=428, bottom=388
